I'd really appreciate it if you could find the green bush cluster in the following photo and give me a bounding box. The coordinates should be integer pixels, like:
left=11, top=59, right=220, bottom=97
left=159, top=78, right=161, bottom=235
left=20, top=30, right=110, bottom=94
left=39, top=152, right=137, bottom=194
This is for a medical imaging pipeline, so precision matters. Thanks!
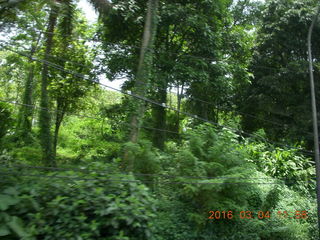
left=57, top=117, right=122, bottom=163
left=242, top=139, right=315, bottom=194
left=0, top=162, right=156, bottom=240
left=0, top=124, right=317, bottom=239
left=156, top=124, right=317, bottom=239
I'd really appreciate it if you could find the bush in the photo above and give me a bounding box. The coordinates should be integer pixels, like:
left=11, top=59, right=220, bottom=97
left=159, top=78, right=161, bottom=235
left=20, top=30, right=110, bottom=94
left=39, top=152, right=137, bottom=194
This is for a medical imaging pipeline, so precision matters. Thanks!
left=122, top=140, right=160, bottom=176
left=57, top=117, right=122, bottom=163
left=9, top=145, right=42, bottom=165
left=0, top=162, right=156, bottom=240
left=0, top=186, right=34, bottom=240
left=242, top=140, right=315, bottom=194
left=0, top=124, right=317, bottom=240
left=160, top=124, right=317, bottom=239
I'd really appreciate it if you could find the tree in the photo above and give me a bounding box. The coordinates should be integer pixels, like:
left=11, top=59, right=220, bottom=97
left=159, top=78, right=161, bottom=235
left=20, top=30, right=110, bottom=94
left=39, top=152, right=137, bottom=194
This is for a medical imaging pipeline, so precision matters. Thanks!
left=0, top=0, right=28, bottom=30
left=123, top=0, right=159, bottom=170
left=50, top=10, right=96, bottom=159
left=14, top=3, right=46, bottom=144
left=239, top=0, right=320, bottom=146
left=38, top=0, right=96, bottom=165
left=96, top=0, right=238, bottom=150
left=38, top=1, right=60, bottom=166
left=87, top=0, right=112, bottom=15
left=128, top=0, right=159, bottom=140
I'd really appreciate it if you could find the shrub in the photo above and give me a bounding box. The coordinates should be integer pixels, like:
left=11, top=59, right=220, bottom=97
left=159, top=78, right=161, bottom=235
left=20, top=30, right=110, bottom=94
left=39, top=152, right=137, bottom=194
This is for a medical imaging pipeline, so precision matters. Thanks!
left=0, top=162, right=156, bottom=240
left=161, top=124, right=317, bottom=239
left=0, top=186, right=34, bottom=240
left=122, top=140, right=160, bottom=179
left=57, top=117, right=122, bottom=163
left=242, top=140, right=315, bottom=194
left=9, top=145, right=42, bottom=165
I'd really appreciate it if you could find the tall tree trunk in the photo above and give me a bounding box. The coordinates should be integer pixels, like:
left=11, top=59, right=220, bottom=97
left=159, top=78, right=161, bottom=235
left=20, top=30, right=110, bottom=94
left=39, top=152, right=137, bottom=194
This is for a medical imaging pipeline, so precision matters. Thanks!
left=201, top=101, right=208, bottom=120
left=39, top=5, right=58, bottom=167
left=51, top=22, right=72, bottom=162
left=16, top=34, right=42, bottom=144
left=152, top=79, right=167, bottom=150
left=17, top=62, right=35, bottom=142
left=176, top=82, right=184, bottom=132
left=123, top=0, right=159, bottom=171
left=53, top=98, right=65, bottom=160
left=169, top=85, right=172, bottom=107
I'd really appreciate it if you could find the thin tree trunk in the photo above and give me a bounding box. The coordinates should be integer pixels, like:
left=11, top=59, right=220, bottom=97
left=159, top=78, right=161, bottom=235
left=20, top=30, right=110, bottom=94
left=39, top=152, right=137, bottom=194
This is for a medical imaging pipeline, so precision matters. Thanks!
left=169, top=85, right=172, bottom=107
left=176, top=82, right=184, bottom=132
left=215, top=108, right=219, bottom=124
left=201, top=101, right=208, bottom=120
left=53, top=98, right=65, bottom=160
left=308, top=3, right=320, bottom=235
left=39, top=5, right=58, bottom=167
left=123, top=0, right=159, bottom=171
left=17, top=63, right=34, bottom=141
left=17, top=34, right=42, bottom=143
left=152, top=79, right=167, bottom=150
left=51, top=24, right=72, bottom=162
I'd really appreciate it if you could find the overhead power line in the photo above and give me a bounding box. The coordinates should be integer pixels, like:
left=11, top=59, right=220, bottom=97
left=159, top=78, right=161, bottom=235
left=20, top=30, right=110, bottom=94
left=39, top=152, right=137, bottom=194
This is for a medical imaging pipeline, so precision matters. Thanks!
left=4, top=164, right=315, bottom=181
left=0, top=43, right=314, bottom=156
left=0, top=172, right=285, bottom=185
left=1, top=39, right=312, bottom=135
left=1, top=97, right=315, bottom=174
left=26, top=30, right=311, bottom=74
left=134, top=79, right=314, bottom=138
left=6, top=29, right=310, bottom=79
left=0, top=98, right=180, bottom=135
left=0, top=168, right=306, bottom=185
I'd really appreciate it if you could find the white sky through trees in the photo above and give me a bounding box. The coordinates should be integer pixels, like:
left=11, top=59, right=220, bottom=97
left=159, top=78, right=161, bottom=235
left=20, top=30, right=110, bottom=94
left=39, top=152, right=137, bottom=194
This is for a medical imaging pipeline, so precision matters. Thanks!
left=78, top=0, right=97, bottom=24
left=77, top=0, right=266, bottom=93
left=78, top=0, right=125, bottom=91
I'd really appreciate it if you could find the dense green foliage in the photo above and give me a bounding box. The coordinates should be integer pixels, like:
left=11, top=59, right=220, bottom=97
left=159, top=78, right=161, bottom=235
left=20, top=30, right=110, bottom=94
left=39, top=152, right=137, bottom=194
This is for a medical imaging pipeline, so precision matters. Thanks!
left=0, top=163, right=156, bottom=239
left=0, top=124, right=317, bottom=239
left=239, top=0, right=320, bottom=146
left=0, top=0, right=319, bottom=239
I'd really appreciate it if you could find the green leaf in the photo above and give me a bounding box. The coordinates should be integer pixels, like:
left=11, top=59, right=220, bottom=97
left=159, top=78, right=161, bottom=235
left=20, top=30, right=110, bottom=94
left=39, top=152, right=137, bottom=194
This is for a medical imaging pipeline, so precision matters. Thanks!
left=7, top=216, right=28, bottom=237
left=0, top=194, right=19, bottom=211
left=0, top=225, right=10, bottom=236
left=3, top=187, right=19, bottom=195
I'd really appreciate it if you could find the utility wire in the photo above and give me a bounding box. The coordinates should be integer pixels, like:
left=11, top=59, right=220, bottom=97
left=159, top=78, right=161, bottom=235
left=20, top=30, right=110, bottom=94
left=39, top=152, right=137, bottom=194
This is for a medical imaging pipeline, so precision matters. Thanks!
left=35, top=50, right=313, bottom=139
left=1, top=43, right=314, bottom=156
left=134, top=79, right=314, bottom=138
left=0, top=39, right=304, bottom=131
left=4, top=29, right=311, bottom=82
left=1, top=98, right=315, bottom=176
left=0, top=169, right=298, bottom=185
left=1, top=40, right=312, bottom=134
left=0, top=99, right=101, bottom=120
left=26, top=30, right=312, bottom=73
left=4, top=164, right=315, bottom=181
left=1, top=97, right=314, bottom=175
left=0, top=98, right=180, bottom=135
left=0, top=43, right=314, bottom=156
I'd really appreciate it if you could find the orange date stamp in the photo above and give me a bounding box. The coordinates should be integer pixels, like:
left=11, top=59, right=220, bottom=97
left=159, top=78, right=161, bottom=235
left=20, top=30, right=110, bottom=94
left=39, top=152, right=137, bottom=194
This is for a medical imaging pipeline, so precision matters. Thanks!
left=208, top=210, right=309, bottom=220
